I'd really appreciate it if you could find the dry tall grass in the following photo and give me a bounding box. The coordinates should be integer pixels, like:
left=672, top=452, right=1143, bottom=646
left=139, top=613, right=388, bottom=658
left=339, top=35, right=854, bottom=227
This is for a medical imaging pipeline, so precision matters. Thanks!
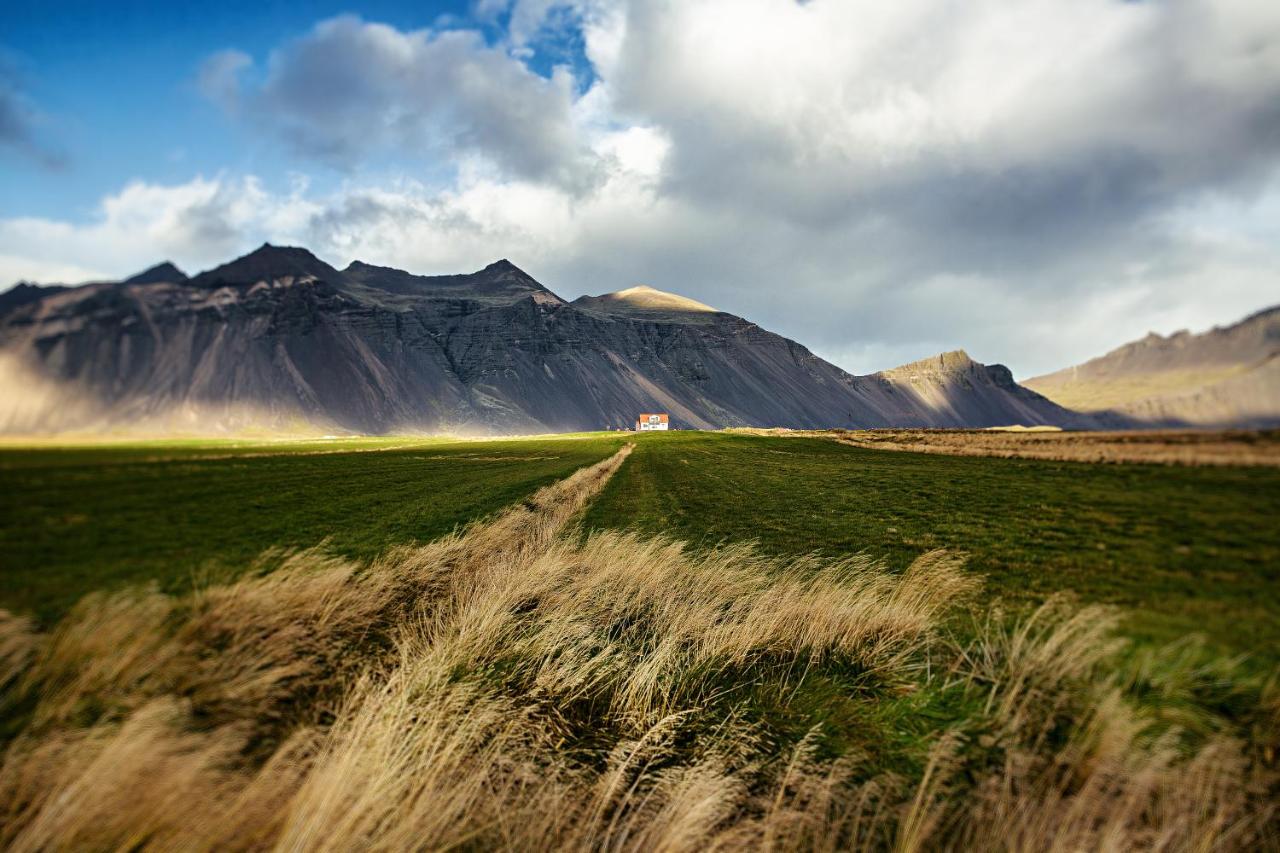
left=727, top=427, right=1280, bottom=467
left=1, top=444, right=1275, bottom=850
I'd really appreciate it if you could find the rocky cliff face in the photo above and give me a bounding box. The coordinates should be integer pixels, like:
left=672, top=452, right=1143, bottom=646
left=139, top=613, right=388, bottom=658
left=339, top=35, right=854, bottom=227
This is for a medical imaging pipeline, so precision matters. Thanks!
left=0, top=245, right=1087, bottom=434
left=1026, top=307, right=1280, bottom=428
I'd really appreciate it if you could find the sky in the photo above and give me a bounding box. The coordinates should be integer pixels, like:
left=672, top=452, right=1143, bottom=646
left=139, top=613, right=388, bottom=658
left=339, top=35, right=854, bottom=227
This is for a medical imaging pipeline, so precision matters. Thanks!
left=1, top=0, right=1278, bottom=379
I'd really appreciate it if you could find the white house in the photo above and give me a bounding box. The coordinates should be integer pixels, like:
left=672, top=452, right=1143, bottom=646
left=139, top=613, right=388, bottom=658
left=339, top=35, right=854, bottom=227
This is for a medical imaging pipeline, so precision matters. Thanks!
left=635, top=413, right=670, bottom=431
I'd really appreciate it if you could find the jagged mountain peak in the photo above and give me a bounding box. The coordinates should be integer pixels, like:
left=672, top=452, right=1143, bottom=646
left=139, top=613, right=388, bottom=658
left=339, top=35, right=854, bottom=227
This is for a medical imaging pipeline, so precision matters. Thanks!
left=343, top=257, right=561, bottom=303
left=934, top=348, right=974, bottom=366
left=1097, top=307, right=1279, bottom=366
left=342, top=259, right=415, bottom=284
left=473, top=258, right=546, bottom=285
left=347, top=257, right=531, bottom=280
left=880, top=349, right=976, bottom=377
left=877, top=349, right=1024, bottom=390
left=0, top=282, right=70, bottom=317
left=472, top=259, right=558, bottom=296
left=191, top=243, right=342, bottom=287
left=124, top=261, right=188, bottom=285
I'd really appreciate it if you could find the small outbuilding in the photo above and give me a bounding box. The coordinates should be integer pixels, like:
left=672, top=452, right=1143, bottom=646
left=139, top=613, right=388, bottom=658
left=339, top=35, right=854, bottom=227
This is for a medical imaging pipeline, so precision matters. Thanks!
left=635, top=413, right=670, bottom=431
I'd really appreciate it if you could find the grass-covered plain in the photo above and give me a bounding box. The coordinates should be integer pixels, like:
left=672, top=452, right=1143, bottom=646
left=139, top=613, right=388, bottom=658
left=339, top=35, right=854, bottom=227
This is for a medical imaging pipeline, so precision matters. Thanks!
left=0, top=433, right=629, bottom=623
left=2, top=430, right=1278, bottom=849
left=583, top=431, right=1280, bottom=666
left=4, top=429, right=1277, bottom=659
left=4, top=441, right=1276, bottom=850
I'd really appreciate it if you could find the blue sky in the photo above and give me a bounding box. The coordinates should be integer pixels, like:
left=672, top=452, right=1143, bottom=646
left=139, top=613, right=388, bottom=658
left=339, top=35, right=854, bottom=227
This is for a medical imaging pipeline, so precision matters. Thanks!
left=2, top=0, right=1278, bottom=379
left=1, top=1, right=528, bottom=218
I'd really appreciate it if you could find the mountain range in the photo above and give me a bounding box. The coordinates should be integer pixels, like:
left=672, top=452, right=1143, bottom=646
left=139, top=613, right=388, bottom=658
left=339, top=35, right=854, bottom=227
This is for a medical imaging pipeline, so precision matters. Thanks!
left=1026, top=307, right=1279, bottom=428
left=0, top=244, right=1272, bottom=435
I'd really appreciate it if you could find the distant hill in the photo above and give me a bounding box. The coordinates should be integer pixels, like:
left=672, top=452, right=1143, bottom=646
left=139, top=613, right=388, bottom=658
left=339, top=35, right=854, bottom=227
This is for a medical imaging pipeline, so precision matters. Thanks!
left=1026, top=307, right=1280, bottom=428
left=0, top=245, right=1087, bottom=434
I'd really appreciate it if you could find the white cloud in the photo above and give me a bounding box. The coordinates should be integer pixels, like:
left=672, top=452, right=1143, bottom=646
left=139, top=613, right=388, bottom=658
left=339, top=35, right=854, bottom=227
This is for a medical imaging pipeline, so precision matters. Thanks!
left=590, top=0, right=1280, bottom=226
left=0, top=175, right=318, bottom=283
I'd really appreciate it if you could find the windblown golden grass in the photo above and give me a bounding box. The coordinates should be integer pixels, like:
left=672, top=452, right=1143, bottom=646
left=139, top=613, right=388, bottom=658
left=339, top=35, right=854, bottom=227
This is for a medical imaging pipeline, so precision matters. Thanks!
left=1, top=444, right=1276, bottom=850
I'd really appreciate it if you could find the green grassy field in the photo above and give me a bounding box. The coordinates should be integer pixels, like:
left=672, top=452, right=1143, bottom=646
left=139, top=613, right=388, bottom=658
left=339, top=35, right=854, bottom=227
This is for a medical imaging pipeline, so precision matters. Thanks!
left=581, top=431, right=1280, bottom=666
left=0, top=434, right=629, bottom=623
left=3, top=429, right=1278, bottom=660
left=2, top=430, right=1276, bottom=847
